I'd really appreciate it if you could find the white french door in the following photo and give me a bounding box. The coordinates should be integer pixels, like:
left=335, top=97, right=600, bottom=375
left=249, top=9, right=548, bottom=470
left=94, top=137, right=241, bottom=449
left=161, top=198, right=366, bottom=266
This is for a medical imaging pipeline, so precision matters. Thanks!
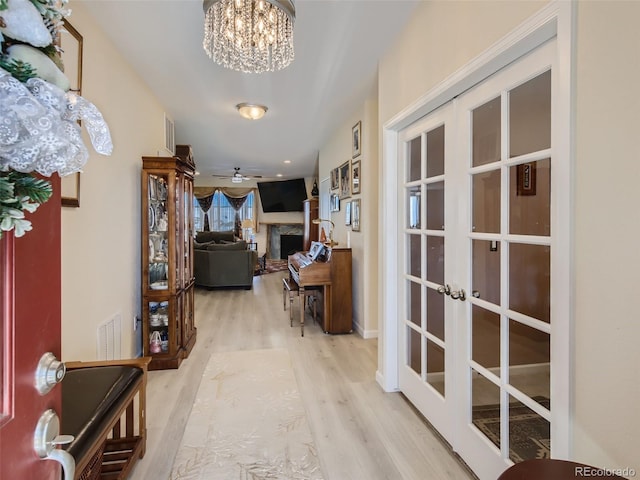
left=398, top=103, right=457, bottom=442
left=398, top=39, right=563, bottom=479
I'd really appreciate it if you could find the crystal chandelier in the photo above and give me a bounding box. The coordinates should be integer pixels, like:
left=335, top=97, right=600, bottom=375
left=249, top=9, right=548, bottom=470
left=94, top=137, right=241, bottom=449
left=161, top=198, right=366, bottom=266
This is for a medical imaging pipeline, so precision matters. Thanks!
left=203, top=0, right=295, bottom=74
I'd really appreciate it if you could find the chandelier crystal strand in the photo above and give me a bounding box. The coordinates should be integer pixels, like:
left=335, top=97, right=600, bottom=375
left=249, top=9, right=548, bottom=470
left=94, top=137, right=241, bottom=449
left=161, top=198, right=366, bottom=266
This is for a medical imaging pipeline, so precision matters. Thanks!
left=203, top=0, right=295, bottom=73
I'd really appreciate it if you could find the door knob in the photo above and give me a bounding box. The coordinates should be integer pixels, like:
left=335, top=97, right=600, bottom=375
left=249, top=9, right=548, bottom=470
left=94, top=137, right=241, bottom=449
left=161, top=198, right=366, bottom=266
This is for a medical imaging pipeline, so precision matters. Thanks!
left=34, top=409, right=75, bottom=480
left=437, top=284, right=451, bottom=296
left=450, top=289, right=466, bottom=301
left=35, top=352, right=66, bottom=395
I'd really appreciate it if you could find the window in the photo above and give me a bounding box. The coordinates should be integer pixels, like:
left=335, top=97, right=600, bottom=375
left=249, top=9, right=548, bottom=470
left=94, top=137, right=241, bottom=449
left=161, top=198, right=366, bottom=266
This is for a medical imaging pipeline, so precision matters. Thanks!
left=194, top=190, right=255, bottom=232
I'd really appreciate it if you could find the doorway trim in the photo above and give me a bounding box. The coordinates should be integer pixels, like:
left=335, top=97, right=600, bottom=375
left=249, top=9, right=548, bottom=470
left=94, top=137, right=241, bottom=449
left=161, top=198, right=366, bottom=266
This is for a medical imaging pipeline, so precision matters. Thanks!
left=377, top=0, right=574, bottom=460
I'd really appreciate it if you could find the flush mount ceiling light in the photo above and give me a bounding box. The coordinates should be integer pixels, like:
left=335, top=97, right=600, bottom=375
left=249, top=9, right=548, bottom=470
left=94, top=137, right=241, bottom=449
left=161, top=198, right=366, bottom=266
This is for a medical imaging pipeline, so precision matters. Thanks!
left=236, top=103, right=268, bottom=120
left=203, top=0, right=296, bottom=74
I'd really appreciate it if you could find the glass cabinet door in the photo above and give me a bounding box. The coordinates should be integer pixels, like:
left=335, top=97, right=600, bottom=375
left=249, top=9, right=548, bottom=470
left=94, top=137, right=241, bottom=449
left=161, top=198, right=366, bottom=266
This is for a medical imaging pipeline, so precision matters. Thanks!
left=184, top=177, right=194, bottom=284
left=147, top=173, right=170, bottom=291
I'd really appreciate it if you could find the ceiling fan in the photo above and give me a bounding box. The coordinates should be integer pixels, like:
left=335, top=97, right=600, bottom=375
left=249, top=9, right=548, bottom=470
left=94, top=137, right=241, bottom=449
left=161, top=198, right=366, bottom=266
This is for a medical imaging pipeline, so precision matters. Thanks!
left=212, top=167, right=262, bottom=184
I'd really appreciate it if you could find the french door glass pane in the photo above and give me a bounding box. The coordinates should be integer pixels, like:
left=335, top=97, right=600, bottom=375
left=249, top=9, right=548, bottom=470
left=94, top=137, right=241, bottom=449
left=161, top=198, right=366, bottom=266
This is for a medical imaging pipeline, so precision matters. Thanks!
left=409, top=280, right=421, bottom=327
left=472, top=96, right=501, bottom=167
left=472, top=239, right=500, bottom=305
left=509, top=70, right=551, bottom=158
left=409, top=234, right=421, bottom=278
left=408, top=327, right=421, bottom=374
left=408, top=136, right=421, bottom=182
left=426, top=181, right=445, bottom=231
left=509, top=319, right=550, bottom=400
left=472, top=169, right=500, bottom=233
left=426, top=125, right=445, bottom=177
left=471, top=372, right=501, bottom=450
left=472, top=305, right=500, bottom=372
left=509, top=243, right=550, bottom=323
left=426, top=235, right=444, bottom=284
left=426, top=339, right=445, bottom=397
left=508, top=395, right=550, bottom=463
left=509, top=158, right=551, bottom=236
left=426, top=287, right=445, bottom=341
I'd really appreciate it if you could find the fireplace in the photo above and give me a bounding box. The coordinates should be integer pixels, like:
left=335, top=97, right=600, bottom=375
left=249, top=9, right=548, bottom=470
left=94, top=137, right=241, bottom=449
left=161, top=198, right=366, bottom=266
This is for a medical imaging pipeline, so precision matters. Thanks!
left=280, top=235, right=303, bottom=259
left=263, top=223, right=303, bottom=259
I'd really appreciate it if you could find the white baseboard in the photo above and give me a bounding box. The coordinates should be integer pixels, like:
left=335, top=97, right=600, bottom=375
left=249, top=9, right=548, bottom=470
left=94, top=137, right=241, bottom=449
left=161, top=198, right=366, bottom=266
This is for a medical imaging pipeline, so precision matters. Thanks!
left=376, top=370, right=400, bottom=393
left=353, top=320, right=378, bottom=339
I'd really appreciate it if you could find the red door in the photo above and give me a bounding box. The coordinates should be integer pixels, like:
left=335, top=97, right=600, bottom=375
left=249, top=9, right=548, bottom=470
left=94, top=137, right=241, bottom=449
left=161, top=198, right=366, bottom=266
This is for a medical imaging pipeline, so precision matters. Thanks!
left=0, top=176, right=62, bottom=478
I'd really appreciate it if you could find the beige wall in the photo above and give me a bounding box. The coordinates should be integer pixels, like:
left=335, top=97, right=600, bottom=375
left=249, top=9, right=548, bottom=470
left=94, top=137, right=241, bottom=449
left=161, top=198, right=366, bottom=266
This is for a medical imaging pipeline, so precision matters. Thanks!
left=318, top=83, right=379, bottom=337
left=572, top=1, right=640, bottom=471
left=377, top=0, right=640, bottom=473
left=62, top=2, right=167, bottom=360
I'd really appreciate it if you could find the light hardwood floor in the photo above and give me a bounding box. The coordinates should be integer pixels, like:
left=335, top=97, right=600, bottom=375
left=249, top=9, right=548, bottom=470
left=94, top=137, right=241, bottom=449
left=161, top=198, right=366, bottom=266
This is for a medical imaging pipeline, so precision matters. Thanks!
left=130, top=272, right=475, bottom=480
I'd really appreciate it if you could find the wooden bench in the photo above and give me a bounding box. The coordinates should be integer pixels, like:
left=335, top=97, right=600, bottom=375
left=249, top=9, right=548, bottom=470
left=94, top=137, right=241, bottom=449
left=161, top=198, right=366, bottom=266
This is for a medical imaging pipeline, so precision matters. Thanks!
left=282, top=277, right=318, bottom=336
left=62, top=357, right=150, bottom=480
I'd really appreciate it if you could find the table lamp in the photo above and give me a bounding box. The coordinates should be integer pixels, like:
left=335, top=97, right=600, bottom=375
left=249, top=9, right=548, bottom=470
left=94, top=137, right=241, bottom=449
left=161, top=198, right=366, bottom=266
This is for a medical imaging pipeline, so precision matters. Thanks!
left=312, top=218, right=338, bottom=247
left=241, top=218, right=254, bottom=241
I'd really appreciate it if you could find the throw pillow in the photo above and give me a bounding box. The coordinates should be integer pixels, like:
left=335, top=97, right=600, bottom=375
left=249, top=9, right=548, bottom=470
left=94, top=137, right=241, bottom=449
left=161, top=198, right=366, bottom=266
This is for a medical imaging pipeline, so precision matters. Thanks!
left=194, top=240, right=215, bottom=250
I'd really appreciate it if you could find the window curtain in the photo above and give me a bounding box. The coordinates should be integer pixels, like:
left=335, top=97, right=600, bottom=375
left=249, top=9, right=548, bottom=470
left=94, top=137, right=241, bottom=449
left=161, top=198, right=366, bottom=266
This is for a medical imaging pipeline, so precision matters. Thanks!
left=194, top=186, right=258, bottom=234
left=194, top=187, right=215, bottom=231
left=223, top=189, right=251, bottom=238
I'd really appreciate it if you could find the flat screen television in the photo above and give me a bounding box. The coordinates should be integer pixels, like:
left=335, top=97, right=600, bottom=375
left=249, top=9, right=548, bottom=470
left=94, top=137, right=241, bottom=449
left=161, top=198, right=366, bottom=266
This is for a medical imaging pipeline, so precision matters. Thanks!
left=257, top=178, right=308, bottom=212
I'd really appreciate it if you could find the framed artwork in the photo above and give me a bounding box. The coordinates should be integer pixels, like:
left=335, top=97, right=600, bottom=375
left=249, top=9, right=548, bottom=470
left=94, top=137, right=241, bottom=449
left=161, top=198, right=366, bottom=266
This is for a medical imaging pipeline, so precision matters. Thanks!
left=308, top=241, right=325, bottom=261
left=345, top=201, right=351, bottom=225
left=351, top=199, right=361, bottom=232
left=339, top=160, right=351, bottom=199
left=60, top=19, right=83, bottom=208
left=330, top=194, right=340, bottom=212
left=516, top=162, right=536, bottom=196
left=351, top=159, right=361, bottom=195
left=330, top=167, right=339, bottom=190
left=352, top=121, right=361, bottom=158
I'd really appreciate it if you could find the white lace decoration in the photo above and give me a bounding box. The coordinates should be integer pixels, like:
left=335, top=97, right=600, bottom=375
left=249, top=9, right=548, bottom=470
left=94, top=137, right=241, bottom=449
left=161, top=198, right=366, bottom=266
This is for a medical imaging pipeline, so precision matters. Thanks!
left=0, top=68, right=113, bottom=177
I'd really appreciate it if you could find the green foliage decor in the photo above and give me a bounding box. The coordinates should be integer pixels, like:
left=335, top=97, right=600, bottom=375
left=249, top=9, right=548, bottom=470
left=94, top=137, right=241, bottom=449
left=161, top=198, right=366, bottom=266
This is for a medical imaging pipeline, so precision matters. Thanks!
left=0, top=171, right=53, bottom=238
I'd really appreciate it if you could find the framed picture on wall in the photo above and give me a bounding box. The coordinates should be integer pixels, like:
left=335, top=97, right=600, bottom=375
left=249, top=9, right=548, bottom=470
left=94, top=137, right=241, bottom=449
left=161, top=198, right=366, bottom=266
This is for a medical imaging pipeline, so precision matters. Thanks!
left=330, top=194, right=340, bottom=212
left=345, top=201, right=351, bottom=225
left=330, top=167, right=339, bottom=190
left=352, top=121, right=361, bottom=158
left=352, top=199, right=361, bottom=231
left=339, top=160, right=351, bottom=199
left=60, top=19, right=83, bottom=208
left=351, top=159, right=361, bottom=195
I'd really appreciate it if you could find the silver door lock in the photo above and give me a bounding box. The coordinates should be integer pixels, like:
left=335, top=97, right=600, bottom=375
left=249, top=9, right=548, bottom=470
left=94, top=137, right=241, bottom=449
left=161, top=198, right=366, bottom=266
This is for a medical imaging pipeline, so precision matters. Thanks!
left=35, top=352, right=66, bottom=395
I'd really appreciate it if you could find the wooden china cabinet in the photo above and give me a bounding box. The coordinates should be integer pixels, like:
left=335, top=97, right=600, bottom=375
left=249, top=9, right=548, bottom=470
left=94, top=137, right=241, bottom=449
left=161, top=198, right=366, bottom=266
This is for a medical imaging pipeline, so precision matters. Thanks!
left=141, top=145, right=196, bottom=370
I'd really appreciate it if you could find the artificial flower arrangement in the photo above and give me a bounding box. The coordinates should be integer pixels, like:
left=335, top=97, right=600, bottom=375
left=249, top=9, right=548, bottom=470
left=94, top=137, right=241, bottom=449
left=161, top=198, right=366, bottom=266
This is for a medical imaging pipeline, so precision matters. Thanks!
left=0, top=0, right=113, bottom=238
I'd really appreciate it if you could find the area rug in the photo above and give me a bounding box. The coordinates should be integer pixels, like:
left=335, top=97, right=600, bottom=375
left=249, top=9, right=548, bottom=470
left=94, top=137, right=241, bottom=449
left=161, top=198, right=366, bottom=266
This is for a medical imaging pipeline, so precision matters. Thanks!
left=254, top=258, right=290, bottom=276
left=170, top=349, right=323, bottom=480
left=472, top=397, right=551, bottom=462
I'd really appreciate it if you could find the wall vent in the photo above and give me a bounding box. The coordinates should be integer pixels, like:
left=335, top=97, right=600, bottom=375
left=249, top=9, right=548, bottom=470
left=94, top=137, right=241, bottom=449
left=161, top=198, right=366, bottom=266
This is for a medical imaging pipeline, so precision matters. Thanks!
left=97, top=313, right=122, bottom=360
left=164, top=113, right=175, bottom=156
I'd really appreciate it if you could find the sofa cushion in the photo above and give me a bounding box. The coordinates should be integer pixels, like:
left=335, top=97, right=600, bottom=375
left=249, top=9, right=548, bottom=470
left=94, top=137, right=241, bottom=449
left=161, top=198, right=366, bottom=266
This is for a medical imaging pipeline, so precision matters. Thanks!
left=196, top=230, right=235, bottom=244
left=206, top=240, right=246, bottom=251
left=194, top=240, right=215, bottom=250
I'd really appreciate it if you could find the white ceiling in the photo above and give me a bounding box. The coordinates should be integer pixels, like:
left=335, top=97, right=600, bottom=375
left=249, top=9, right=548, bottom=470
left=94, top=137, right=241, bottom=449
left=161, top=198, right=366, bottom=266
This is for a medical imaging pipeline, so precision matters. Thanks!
left=79, top=0, right=419, bottom=180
